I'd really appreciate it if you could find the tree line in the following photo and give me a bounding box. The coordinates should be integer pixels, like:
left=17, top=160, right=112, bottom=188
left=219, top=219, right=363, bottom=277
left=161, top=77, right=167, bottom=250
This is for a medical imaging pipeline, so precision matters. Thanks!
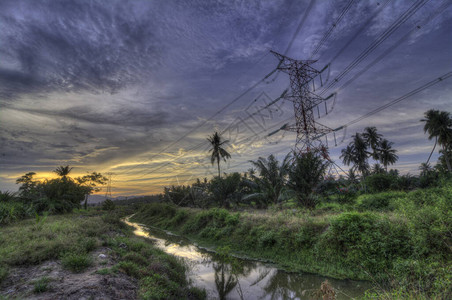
left=163, top=109, right=451, bottom=209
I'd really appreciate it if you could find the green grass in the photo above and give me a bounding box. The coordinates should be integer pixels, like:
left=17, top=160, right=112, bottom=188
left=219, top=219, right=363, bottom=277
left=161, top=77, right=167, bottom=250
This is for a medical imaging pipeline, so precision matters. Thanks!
left=131, top=185, right=452, bottom=299
left=33, top=276, right=50, bottom=293
left=96, top=267, right=115, bottom=275
left=0, top=208, right=206, bottom=299
left=0, top=265, right=7, bottom=284
left=61, top=253, right=92, bottom=273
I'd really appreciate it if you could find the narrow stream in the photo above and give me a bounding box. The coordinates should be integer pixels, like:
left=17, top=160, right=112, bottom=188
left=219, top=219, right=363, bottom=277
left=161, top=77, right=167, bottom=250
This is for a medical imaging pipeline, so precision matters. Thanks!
left=124, top=218, right=372, bottom=300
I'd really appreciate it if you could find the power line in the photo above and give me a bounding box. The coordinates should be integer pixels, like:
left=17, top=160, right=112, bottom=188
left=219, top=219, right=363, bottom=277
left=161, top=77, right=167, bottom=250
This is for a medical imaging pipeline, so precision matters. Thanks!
left=344, top=72, right=452, bottom=127
left=126, top=71, right=452, bottom=185
left=124, top=101, right=294, bottom=181
left=326, top=0, right=393, bottom=65
left=333, top=0, right=452, bottom=93
left=116, top=0, right=317, bottom=179
left=284, top=0, right=317, bottom=56
left=309, top=0, right=357, bottom=59
left=312, top=72, right=452, bottom=141
left=120, top=90, right=288, bottom=179
left=116, top=67, right=278, bottom=177
left=319, top=0, right=430, bottom=95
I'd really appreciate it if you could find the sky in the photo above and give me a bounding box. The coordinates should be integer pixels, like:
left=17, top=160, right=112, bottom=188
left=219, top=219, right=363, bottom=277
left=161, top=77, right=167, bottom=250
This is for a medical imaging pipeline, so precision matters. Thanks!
left=1, top=0, right=451, bottom=196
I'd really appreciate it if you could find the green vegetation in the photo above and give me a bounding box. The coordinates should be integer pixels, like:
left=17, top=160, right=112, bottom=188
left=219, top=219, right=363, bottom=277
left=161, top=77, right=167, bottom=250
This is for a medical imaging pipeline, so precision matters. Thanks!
left=208, top=131, right=231, bottom=178
left=0, top=166, right=106, bottom=225
left=0, top=208, right=205, bottom=299
left=61, top=253, right=92, bottom=273
left=341, top=126, right=398, bottom=176
left=132, top=182, right=451, bottom=299
left=33, top=276, right=50, bottom=293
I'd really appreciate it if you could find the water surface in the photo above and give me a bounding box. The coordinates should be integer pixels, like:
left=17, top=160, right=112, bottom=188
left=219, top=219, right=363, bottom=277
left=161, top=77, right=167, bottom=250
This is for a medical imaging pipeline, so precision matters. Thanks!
left=124, top=218, right=372, bottom=300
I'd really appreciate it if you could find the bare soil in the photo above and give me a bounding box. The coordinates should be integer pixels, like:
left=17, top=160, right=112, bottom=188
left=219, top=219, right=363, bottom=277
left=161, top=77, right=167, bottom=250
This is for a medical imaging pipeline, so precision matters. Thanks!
left=0, top=248, right=138, bottom=300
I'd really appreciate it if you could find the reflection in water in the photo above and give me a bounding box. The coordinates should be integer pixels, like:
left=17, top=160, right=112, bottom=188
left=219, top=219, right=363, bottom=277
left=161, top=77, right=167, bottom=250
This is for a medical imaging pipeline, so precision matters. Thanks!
left=214, top=262, right=237, bottom=300
left=124, top=218, right=372, bottom=300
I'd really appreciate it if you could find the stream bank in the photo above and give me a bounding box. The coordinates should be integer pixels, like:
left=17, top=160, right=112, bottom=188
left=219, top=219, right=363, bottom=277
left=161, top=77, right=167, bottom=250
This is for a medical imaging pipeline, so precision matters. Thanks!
left=125, top=216, right=373, bottom=299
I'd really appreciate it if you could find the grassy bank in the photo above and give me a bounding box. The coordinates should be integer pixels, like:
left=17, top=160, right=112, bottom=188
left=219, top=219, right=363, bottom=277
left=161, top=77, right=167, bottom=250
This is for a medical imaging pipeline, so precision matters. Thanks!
left=0, top=208, right=205, bottom=299
left=131, top=186, right=451, bottom=299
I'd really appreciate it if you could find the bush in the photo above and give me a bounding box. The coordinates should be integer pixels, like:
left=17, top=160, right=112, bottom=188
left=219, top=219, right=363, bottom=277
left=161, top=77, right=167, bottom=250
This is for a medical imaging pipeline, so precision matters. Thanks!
left=0, top=191, right=17, bottom=202
left=395, top=174, right=419, bottom=191
left=288, top=152, right=328, bottom=208
left=336, top=187, right=357, bottom=204
left=323, top=212, right=411, bottom=276
left=61, top=253, right=92, bottom=273
left=102, top=199, right=116, bottom=211
left=357, top=191, right=405, bottom=211
left=0, top=201, right=34, bottom=224
left=33, top=276, right=50, bottom=293
left=0, top=265, right=7, bottom=284
left=364, top=173, right=396, bottom=193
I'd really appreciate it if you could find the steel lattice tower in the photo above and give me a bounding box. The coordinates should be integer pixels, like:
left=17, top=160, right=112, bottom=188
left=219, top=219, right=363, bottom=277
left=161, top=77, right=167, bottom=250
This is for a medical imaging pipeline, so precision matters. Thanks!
left=271, top=51, right=332, bottom=157
left=104, top=172, right=113, bottom=199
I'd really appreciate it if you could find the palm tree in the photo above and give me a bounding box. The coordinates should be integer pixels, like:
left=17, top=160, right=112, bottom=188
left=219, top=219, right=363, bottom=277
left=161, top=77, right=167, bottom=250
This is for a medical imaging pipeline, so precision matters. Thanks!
left=378, top=139, right=398, bottom=171
left=208, top=132, right=231, bottom=178
left=363, top=127, right=382, bottom=160
left=248, top=153, right=291, bottom=206
left=347, top=169, right=359, bottom=184
left=340, top=133, right=369, bottom=176
left=288, top=152, right=328, bottom=208
left=53, top=165, right=73, bottom=181
left=419, top=162, right=432, bottom=177
left=421, top=109, right=452, bottom=172
left=372, top=163, right=385, bottom=174
left=340, top=145, right=355, bottom=167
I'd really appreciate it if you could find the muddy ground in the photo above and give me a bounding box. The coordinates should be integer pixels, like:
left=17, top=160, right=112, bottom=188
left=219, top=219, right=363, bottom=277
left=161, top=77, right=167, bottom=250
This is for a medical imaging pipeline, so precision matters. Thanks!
left=0, top=248, right=138, bottom=300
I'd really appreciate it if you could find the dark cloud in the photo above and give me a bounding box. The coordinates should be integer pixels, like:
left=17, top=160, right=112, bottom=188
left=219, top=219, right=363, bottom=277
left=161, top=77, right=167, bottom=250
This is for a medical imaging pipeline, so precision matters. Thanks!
left=0, top=0, right=162, bottom=99
left=5, top=105, right=168, bottom=128
left=0, top=0, right=451, bottom=194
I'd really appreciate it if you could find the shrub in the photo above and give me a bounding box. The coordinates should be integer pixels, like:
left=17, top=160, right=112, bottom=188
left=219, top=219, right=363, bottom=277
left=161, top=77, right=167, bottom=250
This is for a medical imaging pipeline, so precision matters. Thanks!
left=0, top=201, right=34, bottom=224
left=33, top=276, right=50, bottom=293
left=357, top=192, right=405, bottom=211
left=102, top=199, right=116, bottom=211
left=336, top=187, right=357, bottom=204
left=395, top=174, right=419, bottom=191
left=288, top=152, right=328, bottom=208
left=323, top=212, right=411, bottom=276
left=0, top=191, right=17, bottom=202
left=139, top=273, right=181, bottom=300
left=117, top=261, right=142, bottom=278
left=0, top=265, right=7, bottom=284
left=364, top=173, right=396, bottom=193
left=61, top=253, right=92, bottom=273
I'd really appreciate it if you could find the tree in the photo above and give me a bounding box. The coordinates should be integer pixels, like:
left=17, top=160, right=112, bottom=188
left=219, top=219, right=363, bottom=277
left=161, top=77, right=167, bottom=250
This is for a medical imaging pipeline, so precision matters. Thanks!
left=341, top=128, right=398, bottom=177
left=371, top=163, right=385, bottom=174
left=209, top=172, right=242, bottom=208
left=247, top=153, right=291, bottom=207
left=76, top=172, right=108, bottom=209
left=16, top=172, right=38, bottom=198
left=53, top=165, right=73, bottom=181
left=378, top=139, right=398, bottom=171
left=421, top=109, right=452, bottom=172
left=340, top=133, right=369, bottom=177
left=363, top=126, right=382, bottom=160
left=419, top=162, right=433, bottom=177
left=208, top=132, right=231, bottom=178
left=288, top=152, right=328, bottom=208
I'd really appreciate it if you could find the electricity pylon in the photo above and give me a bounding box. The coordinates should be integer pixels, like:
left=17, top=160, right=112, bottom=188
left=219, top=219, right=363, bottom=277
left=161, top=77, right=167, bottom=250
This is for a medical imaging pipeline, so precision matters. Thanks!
left=271, top=50, right=333, bottom=158
left=104, top=172, right=114, bottom=199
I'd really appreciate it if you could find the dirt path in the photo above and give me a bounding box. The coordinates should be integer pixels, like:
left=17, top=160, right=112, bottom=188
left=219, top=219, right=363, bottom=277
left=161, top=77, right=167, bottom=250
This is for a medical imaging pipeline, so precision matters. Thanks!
left=0, top=248, right=138, bottom=300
